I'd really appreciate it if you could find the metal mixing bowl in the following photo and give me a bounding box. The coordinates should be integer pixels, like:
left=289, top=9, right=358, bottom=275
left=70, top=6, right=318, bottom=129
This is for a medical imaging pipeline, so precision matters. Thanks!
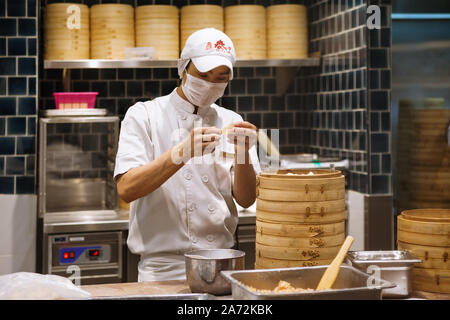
left=185, top=249, right=245, bottom=295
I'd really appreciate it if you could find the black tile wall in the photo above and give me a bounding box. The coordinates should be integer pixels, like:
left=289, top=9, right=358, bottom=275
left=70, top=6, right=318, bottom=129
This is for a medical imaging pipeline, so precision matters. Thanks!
left=0, top=0, right=38, bottom=194
left=37, top=0, right=391, bottom=195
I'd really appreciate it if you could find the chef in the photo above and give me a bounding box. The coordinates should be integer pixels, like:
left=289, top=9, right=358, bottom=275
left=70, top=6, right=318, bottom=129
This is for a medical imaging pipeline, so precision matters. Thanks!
left=114, top=28, right=260, bottom=281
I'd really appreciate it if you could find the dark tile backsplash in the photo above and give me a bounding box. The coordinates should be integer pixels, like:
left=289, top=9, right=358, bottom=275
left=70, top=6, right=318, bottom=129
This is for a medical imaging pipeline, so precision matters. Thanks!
left=0, top=0, right=396, bottom=195
left=0, top=0, right=37, bottom=194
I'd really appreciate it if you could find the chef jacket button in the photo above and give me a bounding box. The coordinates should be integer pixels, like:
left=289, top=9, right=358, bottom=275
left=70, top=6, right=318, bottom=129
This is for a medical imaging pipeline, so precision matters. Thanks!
left=188, top=203, right=195, bottom=212
left=179, top=114, right=187, bottom=120
left=207, top=235, right=215, bottom=242
left=201, top=175, right=209, bottom=183
left=208, top=204, right=215, bottom=213
left=184, top=170, right=192, bottom=180
left=192, top=236, right=197, bottom=243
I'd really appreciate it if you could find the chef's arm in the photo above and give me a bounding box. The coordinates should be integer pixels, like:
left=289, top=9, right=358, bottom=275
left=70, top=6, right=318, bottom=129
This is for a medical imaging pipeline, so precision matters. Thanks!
left=116, top=127, right=222, bottom=203
left=233, top=150, right=257, bottom=208
left=116, top=147, right=184, bottom=203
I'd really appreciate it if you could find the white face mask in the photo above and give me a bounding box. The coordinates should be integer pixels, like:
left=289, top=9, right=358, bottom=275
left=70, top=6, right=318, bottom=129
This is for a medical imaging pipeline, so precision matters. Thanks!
left=182, top=73, right=228, bottom=108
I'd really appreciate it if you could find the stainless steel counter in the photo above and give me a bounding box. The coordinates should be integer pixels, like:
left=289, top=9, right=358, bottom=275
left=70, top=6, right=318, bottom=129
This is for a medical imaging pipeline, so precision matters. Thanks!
left=43, top=202, right=256, bottom=234
left=43, top=209, right=130, bottom=233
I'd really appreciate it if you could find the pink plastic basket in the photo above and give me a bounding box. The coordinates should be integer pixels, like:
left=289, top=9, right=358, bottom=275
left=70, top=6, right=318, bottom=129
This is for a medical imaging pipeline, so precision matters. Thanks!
left=53, top=92, right=99, bottom=109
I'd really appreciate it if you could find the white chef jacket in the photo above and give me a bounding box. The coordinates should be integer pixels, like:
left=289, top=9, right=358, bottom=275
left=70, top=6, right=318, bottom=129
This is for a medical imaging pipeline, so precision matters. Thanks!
left=113, top=88, right=260, bottom=281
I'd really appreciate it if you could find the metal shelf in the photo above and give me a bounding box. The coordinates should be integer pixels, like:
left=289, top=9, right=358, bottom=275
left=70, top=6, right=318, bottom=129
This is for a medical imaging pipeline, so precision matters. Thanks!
left=44, top=58, right=320, bottom=69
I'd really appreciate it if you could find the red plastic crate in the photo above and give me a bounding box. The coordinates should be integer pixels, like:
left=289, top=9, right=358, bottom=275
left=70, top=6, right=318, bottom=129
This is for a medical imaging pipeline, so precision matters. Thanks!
left=53, top=92, right=99, bottom=109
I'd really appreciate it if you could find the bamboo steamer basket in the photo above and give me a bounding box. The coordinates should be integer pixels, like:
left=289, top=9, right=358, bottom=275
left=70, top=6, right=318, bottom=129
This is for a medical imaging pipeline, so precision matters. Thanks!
left=256, top=232, right=345, bottom=248
left=256, top=257, right=335, bottom=269
left=255, top=256, right=333, bottom=269
left=256, top=242, right=341, bottom=261
left=224, top=5, right=266, bottom=59
left=256, top=209, right=346, bottom=224
left=180, top=5, right=224, bottom=50
left=256, top=219, right=345, bottom=237
left=397, top=209, right=450, bottom=292
left=413, top=268, right=450, bottom=293
left=256, top=198, right=345, bottom=214
left=135, top=5, right=179, bottom=59
left=90, top=4, right=135, bottom=59
left=398, top=241, right=449, bottom=269
left=266, top=4, right=308, bottom=59
left=44, top=3, right=90, bottom=60
left=255, top=169, right=346, bottom=268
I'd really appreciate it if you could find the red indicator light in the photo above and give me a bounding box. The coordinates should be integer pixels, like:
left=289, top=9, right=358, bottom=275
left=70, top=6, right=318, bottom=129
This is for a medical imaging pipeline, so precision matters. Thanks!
left=63, top=252, right=69, bottom=259
left=69, top=252, right=75, bottom=259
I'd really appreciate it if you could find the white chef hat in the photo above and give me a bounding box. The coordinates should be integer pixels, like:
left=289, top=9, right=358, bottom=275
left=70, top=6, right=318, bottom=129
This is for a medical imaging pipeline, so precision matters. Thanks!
left=178, top=28, right=236, bottom=80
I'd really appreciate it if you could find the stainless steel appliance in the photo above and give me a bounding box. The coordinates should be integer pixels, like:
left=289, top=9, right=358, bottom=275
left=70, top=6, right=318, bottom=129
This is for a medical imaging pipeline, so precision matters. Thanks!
left=37, top=114, right=139, bottom=284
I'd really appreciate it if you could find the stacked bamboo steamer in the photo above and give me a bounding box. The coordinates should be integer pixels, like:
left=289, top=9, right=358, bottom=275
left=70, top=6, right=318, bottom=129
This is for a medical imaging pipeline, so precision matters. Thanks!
left=44, top=3, right=90, bottom=60
left=395, top=98, right=450, bottom=211
left=397, top=209, right=450, bottom=294
left=90, top=4, right=135, bottom=59
left=180, top=5, right=224, bottom=50
left=409, top=101, right=449, bottom=209
left=224, top=5, right=266, bottom=59
left=266, top=4, right=308, bottom=59
left=255, top=169, right=346, bottom=269
left=135, top=5, right=179, bottom=59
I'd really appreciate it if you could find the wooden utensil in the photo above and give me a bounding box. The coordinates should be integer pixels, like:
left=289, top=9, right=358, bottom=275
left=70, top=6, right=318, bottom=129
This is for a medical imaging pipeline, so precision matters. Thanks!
left=316, top=235, right=354, bottom=291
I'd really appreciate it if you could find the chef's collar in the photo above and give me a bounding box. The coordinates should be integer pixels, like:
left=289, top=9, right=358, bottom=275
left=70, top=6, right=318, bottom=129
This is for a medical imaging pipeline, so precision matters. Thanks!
left=170, top=88, right=211, bottom=117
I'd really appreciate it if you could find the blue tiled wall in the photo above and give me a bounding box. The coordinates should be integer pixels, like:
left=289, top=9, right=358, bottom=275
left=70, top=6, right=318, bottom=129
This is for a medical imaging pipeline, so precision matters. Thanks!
left=38, top=0, right=392, bottom=195
left=0, top=0, right=38, bottom=194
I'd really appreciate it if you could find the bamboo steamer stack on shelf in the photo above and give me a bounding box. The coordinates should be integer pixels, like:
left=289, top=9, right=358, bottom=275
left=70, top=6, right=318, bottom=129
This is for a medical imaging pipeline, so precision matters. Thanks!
left=395, top=98, right=450, bottom=211
left=135, top=5, right=179, bottom=59
left=224, top=5, right=266, bottom=59
left=90, top=4, right=135, bottom=59
left=255, top=169, right=346, bottom=269
left=266, top=4, right=308, bottom=59
left=180, top=5, right=224, bottom=50
left=397, top=209, right=450, bottom=293
left=44, top=3, right=90, bottom=60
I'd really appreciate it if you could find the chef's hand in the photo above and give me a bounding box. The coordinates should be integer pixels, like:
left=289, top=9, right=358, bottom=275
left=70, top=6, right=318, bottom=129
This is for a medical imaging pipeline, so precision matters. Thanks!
left=226, top=121, right=257, bottom=154
left=174, top=127, right=222, bottom=163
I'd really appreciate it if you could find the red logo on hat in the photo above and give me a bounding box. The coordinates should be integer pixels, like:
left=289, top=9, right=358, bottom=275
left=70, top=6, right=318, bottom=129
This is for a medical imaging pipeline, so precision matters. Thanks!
left=214, top=40, right=231, bottom=53
left=205, top=40, right=231, bottom=54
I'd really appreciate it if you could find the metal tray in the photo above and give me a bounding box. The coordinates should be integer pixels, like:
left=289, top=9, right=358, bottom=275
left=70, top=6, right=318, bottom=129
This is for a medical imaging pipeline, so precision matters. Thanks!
left=89, top=293, right=215, bottom=300
left=347, top=251, right=421, bottom=298
left=221, top=265, right=395, bottom=300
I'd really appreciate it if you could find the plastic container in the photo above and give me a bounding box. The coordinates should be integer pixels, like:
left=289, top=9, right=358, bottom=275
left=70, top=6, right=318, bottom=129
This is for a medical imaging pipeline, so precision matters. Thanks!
left=53, top=92, right=98, bottom=109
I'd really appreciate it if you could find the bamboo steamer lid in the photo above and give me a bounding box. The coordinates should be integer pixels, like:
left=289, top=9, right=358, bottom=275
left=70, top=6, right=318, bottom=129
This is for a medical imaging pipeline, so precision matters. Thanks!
left=256, top=232, right=345, bottom=249
left=44, top=3, right=90, bottom=60
left=398, top=214, right=450, bottom=235
left=412, top=268, right=450, bottom=293
left=135, top=5, right=179, bottom=59
left=256, top=219, right=345, bottom=237
left=401, top=209, right=450, bottom=223
left=257, top=209, right=345, bottom=224
left=180, top=5, right=224, bottom=49
left=90, top=4, right=134, bottom=59
left=256, top=242, right=341, bottom=261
